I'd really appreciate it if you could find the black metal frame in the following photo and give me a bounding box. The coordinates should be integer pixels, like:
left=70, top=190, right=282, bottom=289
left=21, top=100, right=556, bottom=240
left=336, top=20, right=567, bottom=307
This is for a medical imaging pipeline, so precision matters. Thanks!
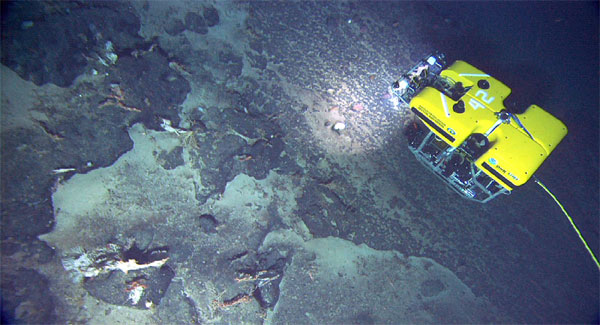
left=408, top=130, right=510, bottom=203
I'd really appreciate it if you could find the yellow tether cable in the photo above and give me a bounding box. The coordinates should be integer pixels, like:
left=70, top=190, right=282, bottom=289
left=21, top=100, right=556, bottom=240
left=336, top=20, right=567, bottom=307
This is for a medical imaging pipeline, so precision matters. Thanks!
left=534, top=177, right=600, bottom=270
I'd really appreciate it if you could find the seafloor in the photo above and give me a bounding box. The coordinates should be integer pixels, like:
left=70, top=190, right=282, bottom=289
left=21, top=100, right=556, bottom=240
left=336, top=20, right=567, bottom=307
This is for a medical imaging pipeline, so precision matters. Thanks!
left=1, top=1, right=598, bottom=324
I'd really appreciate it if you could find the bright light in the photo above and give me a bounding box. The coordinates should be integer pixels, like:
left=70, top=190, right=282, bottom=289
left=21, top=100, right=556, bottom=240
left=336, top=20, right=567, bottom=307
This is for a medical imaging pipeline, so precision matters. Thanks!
left=390, top=94, right=400, bottom=109
left=398, top=79, right=409, bottom=90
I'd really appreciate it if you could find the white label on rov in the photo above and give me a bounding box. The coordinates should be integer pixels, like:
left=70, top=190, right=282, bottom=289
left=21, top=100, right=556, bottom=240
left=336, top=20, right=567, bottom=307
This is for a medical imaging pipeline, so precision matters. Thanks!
left=475, top=90, right=495, bottom=103
left=469, top=90, right=495, bottom=110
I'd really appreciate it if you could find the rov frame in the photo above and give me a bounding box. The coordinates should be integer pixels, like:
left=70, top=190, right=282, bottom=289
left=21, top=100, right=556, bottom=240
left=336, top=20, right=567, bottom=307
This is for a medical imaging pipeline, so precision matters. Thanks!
left=406, top=124, right=509, bottom=203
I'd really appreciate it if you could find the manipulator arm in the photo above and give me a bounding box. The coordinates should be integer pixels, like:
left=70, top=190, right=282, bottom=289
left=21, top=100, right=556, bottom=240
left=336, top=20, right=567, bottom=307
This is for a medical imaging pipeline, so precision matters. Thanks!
left=390, top=52, right=447, bottom=106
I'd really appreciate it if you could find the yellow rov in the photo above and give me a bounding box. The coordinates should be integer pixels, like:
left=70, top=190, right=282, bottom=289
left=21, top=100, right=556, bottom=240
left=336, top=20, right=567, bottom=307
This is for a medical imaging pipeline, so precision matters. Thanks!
left=390, top=53, right=567, bottom=202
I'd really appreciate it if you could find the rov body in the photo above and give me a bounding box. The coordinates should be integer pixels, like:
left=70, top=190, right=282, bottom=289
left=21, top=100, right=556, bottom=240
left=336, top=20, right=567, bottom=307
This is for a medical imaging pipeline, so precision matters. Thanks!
left=390, top=53, right=567, bottom=203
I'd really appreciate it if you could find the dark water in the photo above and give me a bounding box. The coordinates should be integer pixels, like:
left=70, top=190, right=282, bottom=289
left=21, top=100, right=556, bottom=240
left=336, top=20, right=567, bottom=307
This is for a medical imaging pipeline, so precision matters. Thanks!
left=432, top=1, right=600, bottom=323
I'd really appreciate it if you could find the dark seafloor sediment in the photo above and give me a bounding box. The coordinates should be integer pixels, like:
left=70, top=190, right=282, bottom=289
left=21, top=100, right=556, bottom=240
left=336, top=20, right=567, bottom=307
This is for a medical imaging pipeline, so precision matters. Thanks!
left=1, top=1, right=597, bottom=324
